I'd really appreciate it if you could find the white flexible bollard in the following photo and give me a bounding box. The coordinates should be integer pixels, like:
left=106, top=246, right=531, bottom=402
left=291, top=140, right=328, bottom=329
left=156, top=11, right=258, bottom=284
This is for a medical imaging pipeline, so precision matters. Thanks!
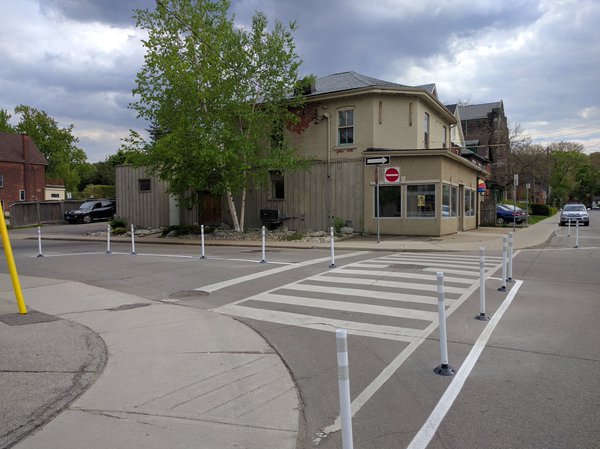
left=260, top=226, right=267, bottom=264
left=329, top=226, right=336, bottom=268
left=336, top=329, right=354, bottom=449
left=106, top=223, right=112, bottom=254
left=434, top=272, right=455, bottom=376
left=37, top=226, right=44, bottom=258
left=507, top=232, right=514, bottom=283
left=498, top=236, right=508, bottom=292
left=574, top=221, right=579, bottom=248
left=130, top=224, right=137, bottom=255
left=568, top=219, right=571, bottom=237
left=475, top=247, right=489, bottom=321
left=200, top=224, right=207, bottom=259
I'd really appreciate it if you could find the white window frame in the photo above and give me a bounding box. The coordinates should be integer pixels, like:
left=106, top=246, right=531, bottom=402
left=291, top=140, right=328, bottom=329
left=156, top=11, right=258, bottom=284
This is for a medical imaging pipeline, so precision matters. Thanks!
left=338, top=109, right=354, bottom=146
left=424, top=113, right=430, bottom=149
left=407, top=184, right=436, bottom=218
left=464, top=188, right=476, bottom=216
left=19, top=189, right=25, bottom=201
left=374, top=185, right=402, bottom=218
left=442, top=184, right=458, bottom=218
left=442, top=126, right=447, bottom=148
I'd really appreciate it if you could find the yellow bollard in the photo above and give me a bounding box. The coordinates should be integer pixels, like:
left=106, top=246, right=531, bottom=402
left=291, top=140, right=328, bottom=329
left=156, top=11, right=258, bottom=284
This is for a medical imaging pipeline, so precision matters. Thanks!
left=0, top=210, right=27, bottom=314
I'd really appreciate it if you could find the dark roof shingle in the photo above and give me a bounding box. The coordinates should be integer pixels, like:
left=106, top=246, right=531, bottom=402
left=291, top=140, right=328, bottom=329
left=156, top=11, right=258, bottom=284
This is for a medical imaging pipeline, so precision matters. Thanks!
left=0, top=132, right=48, bottom=165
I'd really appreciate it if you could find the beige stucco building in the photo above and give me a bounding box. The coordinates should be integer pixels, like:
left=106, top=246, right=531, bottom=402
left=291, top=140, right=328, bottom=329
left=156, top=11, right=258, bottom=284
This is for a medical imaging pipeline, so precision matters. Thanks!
left=116, top=72, right=489, bottom=236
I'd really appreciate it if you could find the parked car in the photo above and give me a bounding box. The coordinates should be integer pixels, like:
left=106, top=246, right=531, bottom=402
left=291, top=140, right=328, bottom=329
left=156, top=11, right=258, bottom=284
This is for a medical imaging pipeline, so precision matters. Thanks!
left=559, top=203, right=590, bottom=226
left=496, top=203, right=527, bottom=224
left=64, top=200, right=116, bottom=224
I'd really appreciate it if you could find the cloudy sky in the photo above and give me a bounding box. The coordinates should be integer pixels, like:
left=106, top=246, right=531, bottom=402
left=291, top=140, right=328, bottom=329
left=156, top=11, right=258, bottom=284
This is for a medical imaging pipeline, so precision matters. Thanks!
left=1, top=0, right=599, bottom=162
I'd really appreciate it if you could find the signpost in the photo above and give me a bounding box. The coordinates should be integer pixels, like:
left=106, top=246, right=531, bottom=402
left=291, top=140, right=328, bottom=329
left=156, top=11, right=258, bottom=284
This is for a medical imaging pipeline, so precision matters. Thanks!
left=365, top=156, right=392, bottom=243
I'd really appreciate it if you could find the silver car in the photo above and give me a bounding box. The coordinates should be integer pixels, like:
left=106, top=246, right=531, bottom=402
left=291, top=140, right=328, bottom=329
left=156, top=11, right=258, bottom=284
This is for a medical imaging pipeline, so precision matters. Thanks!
left=559, top=203, right=590, bottom=226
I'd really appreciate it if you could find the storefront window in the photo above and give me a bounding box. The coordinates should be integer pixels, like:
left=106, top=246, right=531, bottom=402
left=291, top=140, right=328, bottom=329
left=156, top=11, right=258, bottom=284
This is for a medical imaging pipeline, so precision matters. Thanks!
left=407, top=184, right=435, bottom=217
left=465, top=188, right=475, bottom=216
left=374, top=186, right=401, bottom=217
left=442, top=184, right=458, bottom=218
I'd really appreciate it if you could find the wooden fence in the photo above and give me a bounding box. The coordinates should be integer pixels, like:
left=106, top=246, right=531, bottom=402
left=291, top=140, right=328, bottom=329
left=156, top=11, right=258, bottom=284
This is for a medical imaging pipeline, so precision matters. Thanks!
left=9, top=200, right=85, bottom=227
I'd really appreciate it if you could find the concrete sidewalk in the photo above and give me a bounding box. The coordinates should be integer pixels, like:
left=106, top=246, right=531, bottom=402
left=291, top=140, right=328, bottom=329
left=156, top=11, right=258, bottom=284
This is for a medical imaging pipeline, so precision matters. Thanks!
left=0, top=216, right=558, bottom=448
left=0, top=276, right=298, bottom=449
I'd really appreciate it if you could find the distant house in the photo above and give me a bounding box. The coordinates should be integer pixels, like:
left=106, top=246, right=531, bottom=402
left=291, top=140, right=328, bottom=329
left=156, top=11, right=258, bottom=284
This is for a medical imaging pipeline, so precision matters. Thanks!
left=453, top=101, right=510, bottom=201
left=0, top=132, right=48, bottom=212
left=117, top=71, right=489, bottom=236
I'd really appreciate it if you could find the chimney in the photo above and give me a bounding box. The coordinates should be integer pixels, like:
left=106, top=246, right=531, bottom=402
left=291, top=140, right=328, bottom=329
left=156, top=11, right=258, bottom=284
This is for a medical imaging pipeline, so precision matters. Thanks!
left=21, top=133, right=30, bottom=162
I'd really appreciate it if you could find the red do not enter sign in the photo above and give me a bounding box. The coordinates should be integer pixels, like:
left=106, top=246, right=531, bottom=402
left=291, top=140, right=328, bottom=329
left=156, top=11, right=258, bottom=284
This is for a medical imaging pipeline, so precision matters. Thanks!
left=384, top=166, right=400, bottom=183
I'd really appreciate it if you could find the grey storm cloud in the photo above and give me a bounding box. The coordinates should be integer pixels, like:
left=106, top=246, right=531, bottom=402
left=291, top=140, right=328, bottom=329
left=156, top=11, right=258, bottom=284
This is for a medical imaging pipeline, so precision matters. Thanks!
left=1, top=0, right=599, bottom=161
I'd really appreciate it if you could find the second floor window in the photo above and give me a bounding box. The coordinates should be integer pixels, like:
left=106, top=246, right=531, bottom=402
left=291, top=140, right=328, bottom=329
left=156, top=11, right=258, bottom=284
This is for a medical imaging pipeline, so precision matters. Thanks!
left=338, top=109, right=354, bottom=145
left=424, top=113, right=430, bottom=149
left=443, top=126, right=447, bottom=148
left=0, top=174, right=3, bottom=188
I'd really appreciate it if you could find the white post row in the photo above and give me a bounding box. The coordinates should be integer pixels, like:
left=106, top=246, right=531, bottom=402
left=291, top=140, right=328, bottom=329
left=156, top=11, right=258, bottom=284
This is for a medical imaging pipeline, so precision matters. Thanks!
left=200, top=224, right=207, bottom=259
left=106, top=223, right=112, bottom=254
left=329, top=226, right=336, bottom=268
left=37, top=226, right=44, bottom=257
left=507, top=232, right=514, bottom=283
left=336, top=329, right=354, bottom=449
left=434, top=272, right=455, bottom=376
left=498, top=236, right=508, bottom=292
left=131, top=224, right=137, bottom=255
left=260, top=226, right=267, bottom=264
left=475, top=247, right=489, bottom=321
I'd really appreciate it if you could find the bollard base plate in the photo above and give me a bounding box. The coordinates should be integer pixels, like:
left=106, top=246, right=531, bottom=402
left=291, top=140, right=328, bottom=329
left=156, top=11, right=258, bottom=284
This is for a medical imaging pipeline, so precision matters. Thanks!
left=105, top=251, right=111, bottom=255
left=200, top=256, right=207, bottom=259
left=260, top=260, right=267, bottom=264
left=434, top=364, right=455, bottom=376
left=475, top=313, right=490, bottom=321
left=37, top=254, right=44, bottom=258
left=329, top=264, right=335, bottom=268
left=497, top=286, right=509, bottom=292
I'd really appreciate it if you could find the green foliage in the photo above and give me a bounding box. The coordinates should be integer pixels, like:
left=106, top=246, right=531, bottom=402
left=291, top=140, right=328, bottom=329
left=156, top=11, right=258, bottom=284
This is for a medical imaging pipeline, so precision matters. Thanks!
left=112, top=227, right=128, bottom=236
left=110, top=217, right=127, bottom=228
left=129, top=0, right=311, bottom=229
left=82, top=185, right=115, bottom=199
left=283, top=232, right=303, bottom=241
left=0, top=109, right=15, bottom=132
left=9, top=105, right=87, bottom=192
left=161, top=224, right=214, bottom=236
left=530, top=203, right=552, bottom=216
left=332, top=217, right=345, bottom=233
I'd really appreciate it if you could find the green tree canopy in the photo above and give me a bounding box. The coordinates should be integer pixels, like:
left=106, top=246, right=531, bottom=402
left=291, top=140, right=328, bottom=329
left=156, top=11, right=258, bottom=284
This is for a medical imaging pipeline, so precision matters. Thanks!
left=130, top=0, right=311, bottom=231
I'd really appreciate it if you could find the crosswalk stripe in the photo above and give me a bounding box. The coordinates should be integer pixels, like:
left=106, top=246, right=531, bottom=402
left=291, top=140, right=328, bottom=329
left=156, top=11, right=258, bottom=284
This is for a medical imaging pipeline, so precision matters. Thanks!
left=382, top=253, right=503, bottom=261
left=309, top=275, right=466, bottom=294
left=377, top=257, right=488, bottom=268
left=251, top=293, right=438, bottom=322
left=281, top=283, right=452, bottom=306
left=331, top=268, right=474, bottom=285
left=216, top=304, right=423, bottom=341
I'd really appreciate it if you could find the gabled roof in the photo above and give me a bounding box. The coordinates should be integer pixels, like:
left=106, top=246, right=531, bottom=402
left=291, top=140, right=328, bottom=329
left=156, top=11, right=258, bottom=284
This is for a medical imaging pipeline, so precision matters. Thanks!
left=458, top=101, right=503, bottom=121
left=0, top=132, right=48, bottom=165
left=308, top=71, right=437, bottom=98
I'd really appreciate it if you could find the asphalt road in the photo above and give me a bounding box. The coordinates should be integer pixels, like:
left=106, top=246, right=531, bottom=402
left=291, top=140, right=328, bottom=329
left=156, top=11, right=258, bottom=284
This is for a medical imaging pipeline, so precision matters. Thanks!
left=2, top=214, right=599, bottom=448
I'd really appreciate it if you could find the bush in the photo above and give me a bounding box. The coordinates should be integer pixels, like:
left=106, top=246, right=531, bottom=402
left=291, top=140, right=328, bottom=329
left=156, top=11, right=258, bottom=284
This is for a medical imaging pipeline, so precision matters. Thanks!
left=111, top=216, right=127, bottom=228
left=332, top=217, right=345, bottom=233
left=112, top=227, right=127, bottom=235
left=530, top=203, right=552, bottom=216
left=81, top=185, right=115, bottom=200
left=283, top=232, right=303, bottom=241
left=161, top=225, right=214, bottom=237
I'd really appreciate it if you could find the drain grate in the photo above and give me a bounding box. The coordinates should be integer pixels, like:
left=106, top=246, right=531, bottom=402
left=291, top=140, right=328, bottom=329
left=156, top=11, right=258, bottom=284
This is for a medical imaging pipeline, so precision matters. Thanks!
left=169, top=290, right=210, bottom=299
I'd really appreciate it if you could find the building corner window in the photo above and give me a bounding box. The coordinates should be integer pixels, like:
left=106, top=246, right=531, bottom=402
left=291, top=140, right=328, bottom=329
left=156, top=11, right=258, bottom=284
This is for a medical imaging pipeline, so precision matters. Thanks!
left=338, top=109, right=354, bottom=145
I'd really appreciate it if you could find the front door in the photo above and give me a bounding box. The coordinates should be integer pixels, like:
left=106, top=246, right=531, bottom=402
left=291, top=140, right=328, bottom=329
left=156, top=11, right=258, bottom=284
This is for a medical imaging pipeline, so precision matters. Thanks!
left=198, top=191, right=222, bottom=226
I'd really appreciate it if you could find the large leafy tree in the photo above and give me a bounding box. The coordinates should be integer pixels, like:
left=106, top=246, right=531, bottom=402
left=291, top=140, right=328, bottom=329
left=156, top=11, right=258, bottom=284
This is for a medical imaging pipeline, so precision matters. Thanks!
left=130, top=0, right=310, bottom=231
left=1, top=105, right=87, bottom=191
left=547, top=142, right=588, bottom=205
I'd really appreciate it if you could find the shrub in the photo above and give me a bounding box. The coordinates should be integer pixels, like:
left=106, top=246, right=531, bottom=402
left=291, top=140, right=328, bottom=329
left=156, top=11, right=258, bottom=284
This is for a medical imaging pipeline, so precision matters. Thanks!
left=161, top=224, right=213, bottom=236
left=112, top=227, right=127, bottom=235
left=530, top=203, right=554, bottom=216
left=284, top=232, right=303, bottom=241
left=111, top=216, right=127, bottom=228
left=332, top=217, right=345, bottom=233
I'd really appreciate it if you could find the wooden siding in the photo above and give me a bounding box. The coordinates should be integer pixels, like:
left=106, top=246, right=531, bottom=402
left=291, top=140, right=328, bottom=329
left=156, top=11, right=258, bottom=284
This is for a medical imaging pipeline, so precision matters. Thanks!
left=241, top=160, right=363, bottom=232
left=115, top=166, right=171, bottom=228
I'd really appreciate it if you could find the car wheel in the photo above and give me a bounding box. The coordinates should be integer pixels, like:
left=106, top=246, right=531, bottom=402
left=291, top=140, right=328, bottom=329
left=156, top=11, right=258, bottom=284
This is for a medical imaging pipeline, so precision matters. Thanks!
left=82, top=215, right=92, bottom=224
left=497, top=217, right=505, bottom=225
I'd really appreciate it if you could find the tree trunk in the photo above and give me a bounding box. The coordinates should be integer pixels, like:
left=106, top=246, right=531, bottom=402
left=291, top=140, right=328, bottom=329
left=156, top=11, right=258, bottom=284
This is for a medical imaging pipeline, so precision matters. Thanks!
left=239, top=187, right=247, bottom=232
left=226, top=189, right=241, bottom=232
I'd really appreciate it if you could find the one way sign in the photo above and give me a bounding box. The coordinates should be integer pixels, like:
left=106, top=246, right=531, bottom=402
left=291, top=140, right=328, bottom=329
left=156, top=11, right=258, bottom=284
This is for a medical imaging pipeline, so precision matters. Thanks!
left=365, top=156, right=390, bottom=166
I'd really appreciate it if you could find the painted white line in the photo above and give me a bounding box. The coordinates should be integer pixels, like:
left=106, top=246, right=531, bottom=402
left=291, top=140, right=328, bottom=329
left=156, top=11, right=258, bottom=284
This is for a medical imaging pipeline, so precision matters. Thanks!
left=32, top=251, right=108, bottom=257
left=216, top=304, right=421, bottom=340
left=252, top=293, right=438, bottom=322
left=331, top=268, right=474, bottom=285
left=406, top=280, right=523, bottom=449
left=310, top=275, right=466, bottom=295
left=207, top=257, right=292, bottom=265
left=282, top=283, right=450, bottom=306
left=196, top=251, right=369, bottom=292
left=378, top=258, right=492, bottom=269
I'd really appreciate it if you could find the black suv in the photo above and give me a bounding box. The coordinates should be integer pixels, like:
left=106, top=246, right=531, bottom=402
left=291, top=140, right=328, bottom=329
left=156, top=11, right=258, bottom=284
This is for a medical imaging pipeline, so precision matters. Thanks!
left=64, top=200, right=116, bottom=224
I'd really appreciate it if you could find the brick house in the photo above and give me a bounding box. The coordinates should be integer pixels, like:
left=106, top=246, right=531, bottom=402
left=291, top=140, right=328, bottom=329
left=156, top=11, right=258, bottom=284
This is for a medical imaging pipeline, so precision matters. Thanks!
left=452, top=101, right=510, bottom=201
left=0, top=132, right=48, bottom=212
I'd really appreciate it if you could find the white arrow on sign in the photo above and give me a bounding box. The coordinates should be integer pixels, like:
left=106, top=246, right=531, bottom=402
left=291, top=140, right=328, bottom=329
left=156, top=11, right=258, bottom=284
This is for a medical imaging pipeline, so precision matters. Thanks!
left=365, top=156, right=390, bottom=166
